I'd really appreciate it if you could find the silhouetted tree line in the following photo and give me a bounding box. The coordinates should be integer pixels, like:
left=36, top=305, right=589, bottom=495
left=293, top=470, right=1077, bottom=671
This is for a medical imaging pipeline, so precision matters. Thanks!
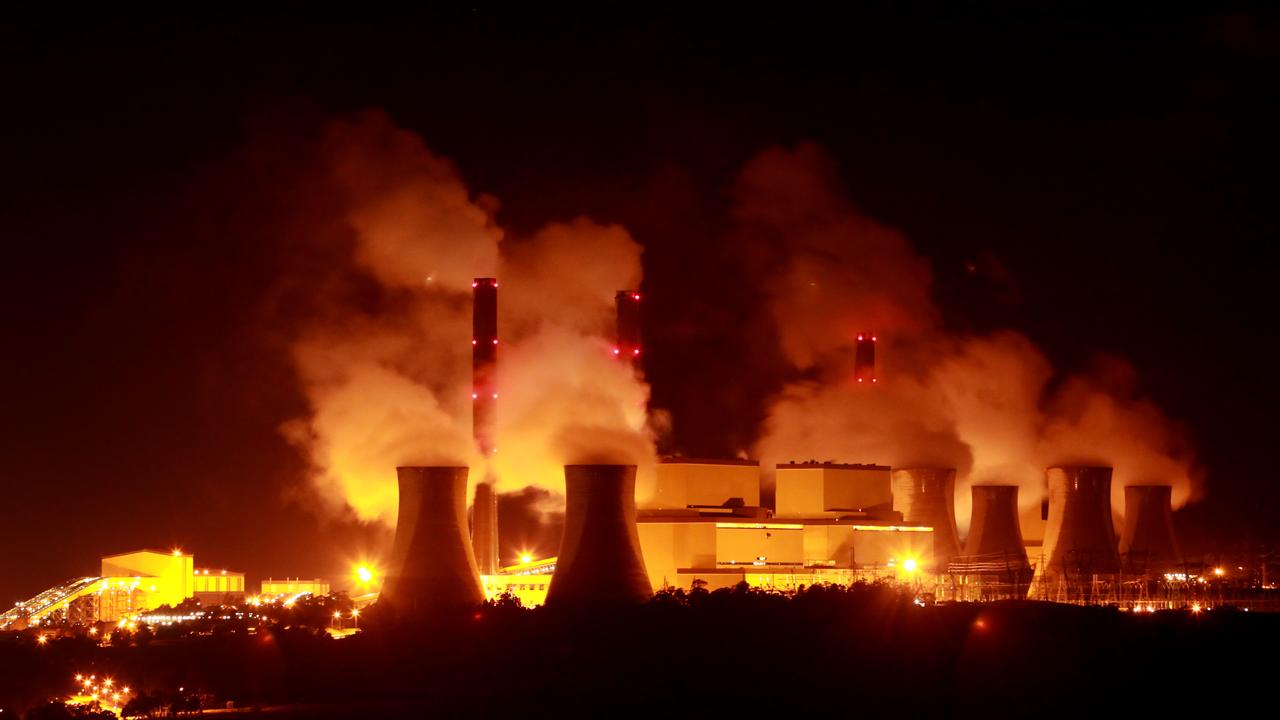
left=3, top=582, right=1276, bottom=717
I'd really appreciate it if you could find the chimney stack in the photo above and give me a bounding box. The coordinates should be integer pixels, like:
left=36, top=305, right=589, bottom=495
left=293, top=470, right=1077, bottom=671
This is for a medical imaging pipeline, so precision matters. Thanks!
left=471, top=277, right=500, bottom=574
left=614, top=290, right=642, bottom=370
left=380, top=466, right=484, bottom=615
left=854, top=332, right=877, bottom=384
left=546, top=464, right=652, bottom=606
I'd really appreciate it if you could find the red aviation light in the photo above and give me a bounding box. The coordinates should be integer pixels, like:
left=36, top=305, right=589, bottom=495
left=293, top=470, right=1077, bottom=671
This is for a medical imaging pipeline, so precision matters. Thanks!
left=857, top=377, right=863, bottom=383
left=872, top=336, right=877, bottom=342
left=471, top=392, right=478, bottom=399
left=492, top=393, right=498, bottom=399
left=632, top=348, right=640, bottom=356
left=492, top=338, right=498, bottom=345
left=472, top=339, right=477, bottom=346
left=612, top=347, right=620, bottom=355
left=632, top=293, right=641, bottom=301
left=471, top=281, right=478, bottom=288
left=857, top=334, right=864, bottom=341
left=872, top=378, right=878, bottom=383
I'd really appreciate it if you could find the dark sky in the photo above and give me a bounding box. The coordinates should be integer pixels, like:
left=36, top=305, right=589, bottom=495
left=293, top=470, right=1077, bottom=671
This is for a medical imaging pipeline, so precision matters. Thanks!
left=3, top=6, right=1278, bottom=603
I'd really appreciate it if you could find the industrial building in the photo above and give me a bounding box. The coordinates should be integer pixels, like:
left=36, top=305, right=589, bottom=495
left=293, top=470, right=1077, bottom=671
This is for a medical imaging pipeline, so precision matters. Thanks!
left=260, top=578, right=330, bottom=598
left=0, top=549, right=333, bottom=629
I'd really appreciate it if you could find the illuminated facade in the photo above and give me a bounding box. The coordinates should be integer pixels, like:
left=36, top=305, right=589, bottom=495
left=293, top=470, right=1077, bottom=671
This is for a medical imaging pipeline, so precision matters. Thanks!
left=774, top=462, right=893, bottom=519
left=193, top=568, right=246, bottom=604
left=260, top=578, right=330, bottom=597
left=481, top=557, right=556, bottom=607
left=2, top=549, right=244, bottom=627
left=635, top=461, right=933, bottom=592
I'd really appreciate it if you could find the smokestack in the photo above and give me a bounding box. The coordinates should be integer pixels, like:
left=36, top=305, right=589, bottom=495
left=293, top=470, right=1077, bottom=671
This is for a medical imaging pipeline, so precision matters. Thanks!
left=953, top=485, right=1031, bottom=575
left=1042, top=466, right=1121, bottom=577
left=471, top=277, right=500, bottom=574
left=380, top=466, right=484, bottom=614
left=891, top=467, right=960, bottom=572
left=854, top=332, right=877, bottom=384
left=471, top=482, right=499, bottom=575
left=1119, top=485, right=1183, bottom=576
left=546, top=464, right=652, bottom=606
left=614, top=290, right=642, bottom=369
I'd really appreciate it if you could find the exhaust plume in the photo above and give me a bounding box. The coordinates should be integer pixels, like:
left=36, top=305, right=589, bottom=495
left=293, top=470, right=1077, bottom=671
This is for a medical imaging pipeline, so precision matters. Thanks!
left=282, top=111, right=654, bottom=525
left=746, top=143, right=1201, bottom=529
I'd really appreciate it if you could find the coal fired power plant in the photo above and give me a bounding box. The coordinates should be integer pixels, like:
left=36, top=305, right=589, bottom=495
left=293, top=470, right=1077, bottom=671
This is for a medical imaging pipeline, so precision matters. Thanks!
left=333, top=281, right=1209, bottom=617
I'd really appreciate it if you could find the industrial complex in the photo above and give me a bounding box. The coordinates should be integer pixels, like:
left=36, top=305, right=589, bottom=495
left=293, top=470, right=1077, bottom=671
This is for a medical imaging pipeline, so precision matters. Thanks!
left=0, top=279, right=1229, bottom=631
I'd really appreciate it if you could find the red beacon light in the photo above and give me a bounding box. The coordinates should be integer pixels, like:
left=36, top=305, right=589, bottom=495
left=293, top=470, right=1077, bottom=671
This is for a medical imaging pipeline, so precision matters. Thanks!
left=471, top=281, right=478, bottom=288
left=471, top=392, right=478, bottom=399
left=471, top=339, right=477, bottom=346
left=492, top=338, right=498, bottom=345
left=632, top=348, right=640, bottom=356
left=857, top=334, right=864, bottom=341
left=612, top=347, right=621, bottom=355
left=631, top=293, right=641, bottom=301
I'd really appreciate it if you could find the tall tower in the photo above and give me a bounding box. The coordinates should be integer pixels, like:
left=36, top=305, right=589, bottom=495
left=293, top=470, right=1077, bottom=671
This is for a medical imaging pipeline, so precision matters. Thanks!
left=380, top=466, right=485, bottom=616
left=891, top=468, right=960, bottom=572
left=471, top=277, right=500, bottom=574
left=854, top=332, right=877, bottom=384
left=614, top=290, right=642, bottom=370
left=546, top=464, right=652, bottom=606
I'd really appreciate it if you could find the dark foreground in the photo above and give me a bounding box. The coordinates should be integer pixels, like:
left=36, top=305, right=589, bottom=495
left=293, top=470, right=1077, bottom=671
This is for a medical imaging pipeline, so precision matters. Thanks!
left=3, top=584, right=1277, bottom=718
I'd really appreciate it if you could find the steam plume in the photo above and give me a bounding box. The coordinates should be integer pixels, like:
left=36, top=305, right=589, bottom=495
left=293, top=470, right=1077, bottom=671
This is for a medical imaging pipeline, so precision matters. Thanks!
left=745, top=143, right=1201, bottom=530
left=282, top=111, right=653, bottom=524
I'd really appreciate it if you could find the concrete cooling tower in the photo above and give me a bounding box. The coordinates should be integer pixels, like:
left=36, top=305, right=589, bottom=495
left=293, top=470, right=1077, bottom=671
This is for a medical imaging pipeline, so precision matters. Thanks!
left=1119, top=485, right=1183, bottom=576
left=891, top=467, right=961, bottom=572
left=952, top=485, right=1031, bottom=575
left=1042, top=466, right=1121, bottom=577
left=380, top=466, right=485, bottom=615
left=546, top=464, right=652, bottom=606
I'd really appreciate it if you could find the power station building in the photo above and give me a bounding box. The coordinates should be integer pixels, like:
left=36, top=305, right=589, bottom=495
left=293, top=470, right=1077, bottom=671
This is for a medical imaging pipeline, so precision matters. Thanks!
left=635, top=459, right=933, bottom=592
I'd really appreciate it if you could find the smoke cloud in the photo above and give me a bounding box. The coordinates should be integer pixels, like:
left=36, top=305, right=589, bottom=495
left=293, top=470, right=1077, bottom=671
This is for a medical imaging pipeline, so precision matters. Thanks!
left=745, top=142, right=1201, bottom=532
left=282, top=111, right=654, bottom=525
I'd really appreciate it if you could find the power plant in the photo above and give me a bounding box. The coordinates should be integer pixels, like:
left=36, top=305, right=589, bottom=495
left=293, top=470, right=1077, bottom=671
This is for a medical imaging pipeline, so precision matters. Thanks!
left=5, top=283, right=1212, bottom=630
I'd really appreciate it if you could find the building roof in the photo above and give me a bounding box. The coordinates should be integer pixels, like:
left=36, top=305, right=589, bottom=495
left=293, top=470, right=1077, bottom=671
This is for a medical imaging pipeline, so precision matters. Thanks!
left=660, top=456, right=760, bottom=467
left=775, top=462, right=890, bottom=470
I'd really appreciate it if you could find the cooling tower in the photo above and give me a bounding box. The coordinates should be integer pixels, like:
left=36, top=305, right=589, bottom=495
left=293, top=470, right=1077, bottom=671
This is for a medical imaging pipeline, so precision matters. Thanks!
left=1041, top=466, right=1121, bottom=576
left=953, top=485, right=1031, bottom=574
left=380, top=466, right=484, bottom=615
left=615, top=290, right=642, bottom=369
left=546, top=464, right=652, bottom=606
left=1119, top=485, right=1183, bottom=576
left=471, top=481, right=499, bottom=575
left=891, top=467, right=960, bottom=572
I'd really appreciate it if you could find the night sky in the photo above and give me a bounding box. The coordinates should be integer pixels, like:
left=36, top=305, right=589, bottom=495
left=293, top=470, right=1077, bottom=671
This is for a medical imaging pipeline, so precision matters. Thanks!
left=3, top=6, right=1278, bottom=604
